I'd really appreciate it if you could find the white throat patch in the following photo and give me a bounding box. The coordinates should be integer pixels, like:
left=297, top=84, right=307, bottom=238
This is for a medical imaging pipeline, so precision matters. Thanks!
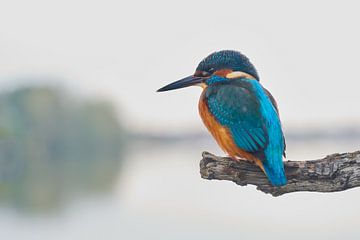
left=226, top=71, right=254, bottom=79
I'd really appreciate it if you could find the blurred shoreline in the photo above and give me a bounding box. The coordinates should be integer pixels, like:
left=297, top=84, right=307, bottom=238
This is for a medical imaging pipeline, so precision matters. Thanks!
left=130, top=126, right=360, bottom=144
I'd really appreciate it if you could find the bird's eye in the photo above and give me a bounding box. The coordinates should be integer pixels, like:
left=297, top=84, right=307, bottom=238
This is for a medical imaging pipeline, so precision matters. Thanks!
left=208, top=68, right=215, bottom=73
left=202, top=71, right=210, bottom=77
left=194, top=70, right=212, bottom=77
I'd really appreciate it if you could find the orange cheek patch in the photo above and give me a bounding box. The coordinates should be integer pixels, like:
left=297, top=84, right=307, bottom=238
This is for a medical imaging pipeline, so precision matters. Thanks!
left=213, top=69, right=232, bottom=77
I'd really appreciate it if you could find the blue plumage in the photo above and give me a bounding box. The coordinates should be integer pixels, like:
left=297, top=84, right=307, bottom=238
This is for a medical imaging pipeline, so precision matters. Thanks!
left=158, top=50, right=287, bottom=186
left=245, top=79, right=287, bottom=186
left=197, top=50, right=260, bottom=80
left=205, top=76, right=287, bottom=186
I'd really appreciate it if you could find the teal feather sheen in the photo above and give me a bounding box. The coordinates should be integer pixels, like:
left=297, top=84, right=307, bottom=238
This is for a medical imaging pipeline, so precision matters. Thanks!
left=245, top=79, right=286, bottom=186
left=205, top=76, right=287, bottom=186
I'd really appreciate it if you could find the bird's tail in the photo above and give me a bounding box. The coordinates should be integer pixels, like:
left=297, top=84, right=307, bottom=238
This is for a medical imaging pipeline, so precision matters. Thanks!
left=263, top=161, right=287, bottom=186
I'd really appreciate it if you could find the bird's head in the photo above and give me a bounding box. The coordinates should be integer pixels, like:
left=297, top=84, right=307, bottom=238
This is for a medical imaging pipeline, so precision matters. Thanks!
left=157, top=50, right=259, bottom=92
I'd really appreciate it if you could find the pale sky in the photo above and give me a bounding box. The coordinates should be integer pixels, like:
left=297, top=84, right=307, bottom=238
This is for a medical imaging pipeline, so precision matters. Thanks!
left=1, top=0, right=360, bottom=133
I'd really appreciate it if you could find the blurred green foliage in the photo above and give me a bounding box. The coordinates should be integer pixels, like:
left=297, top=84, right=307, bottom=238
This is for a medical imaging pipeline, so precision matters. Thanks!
left=0, top=86, right=125, bottom=212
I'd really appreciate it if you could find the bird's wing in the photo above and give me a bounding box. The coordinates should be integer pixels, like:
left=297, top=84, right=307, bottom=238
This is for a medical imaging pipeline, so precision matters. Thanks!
left=263, top=87, right=279, bottom=113
left=263, top=87, right=286, bottom=157
left=206, top=84, right=268, bottom=153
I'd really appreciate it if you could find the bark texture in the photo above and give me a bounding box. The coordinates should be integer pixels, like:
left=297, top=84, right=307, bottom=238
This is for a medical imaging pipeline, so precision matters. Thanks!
left=200, top=150, right=360, bottom=196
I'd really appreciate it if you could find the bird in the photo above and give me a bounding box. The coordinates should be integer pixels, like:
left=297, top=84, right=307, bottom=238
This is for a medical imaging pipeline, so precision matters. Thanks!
left=157, top=50, right=287, bottom=186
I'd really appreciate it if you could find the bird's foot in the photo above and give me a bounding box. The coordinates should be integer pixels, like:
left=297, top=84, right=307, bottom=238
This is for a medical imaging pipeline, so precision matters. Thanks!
left=227, top=155, right=248, bottom=162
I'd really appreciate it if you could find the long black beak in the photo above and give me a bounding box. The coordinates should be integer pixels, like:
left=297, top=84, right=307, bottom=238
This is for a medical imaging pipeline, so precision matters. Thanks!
left=157, top=75, right=204, bottom=92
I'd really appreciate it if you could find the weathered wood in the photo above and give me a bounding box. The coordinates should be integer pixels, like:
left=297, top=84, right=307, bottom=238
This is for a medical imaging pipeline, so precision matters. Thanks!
left=200, top=150, right=360, bottom=196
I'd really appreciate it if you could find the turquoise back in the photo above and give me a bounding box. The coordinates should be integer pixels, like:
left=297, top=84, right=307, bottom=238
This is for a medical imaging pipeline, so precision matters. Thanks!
left=205, top=77, right=286, bottom=186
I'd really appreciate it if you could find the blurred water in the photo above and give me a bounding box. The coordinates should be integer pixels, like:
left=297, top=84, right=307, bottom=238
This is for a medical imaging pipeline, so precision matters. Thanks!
left=1, top=137, right=359, bottom=240
left=0, top=87, right=124, bottom=212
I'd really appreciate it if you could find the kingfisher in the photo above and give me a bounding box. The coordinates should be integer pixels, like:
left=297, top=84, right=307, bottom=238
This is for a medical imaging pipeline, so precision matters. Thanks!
left=157, top=50, right=287, bottom=186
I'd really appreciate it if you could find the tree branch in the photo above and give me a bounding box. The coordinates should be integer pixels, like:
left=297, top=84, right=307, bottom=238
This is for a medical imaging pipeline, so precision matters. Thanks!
left=199, top=150, right=360, bottom=196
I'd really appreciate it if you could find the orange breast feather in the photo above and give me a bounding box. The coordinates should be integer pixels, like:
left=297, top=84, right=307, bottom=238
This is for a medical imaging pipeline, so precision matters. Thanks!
left=198, top=91, right=265, bottom=172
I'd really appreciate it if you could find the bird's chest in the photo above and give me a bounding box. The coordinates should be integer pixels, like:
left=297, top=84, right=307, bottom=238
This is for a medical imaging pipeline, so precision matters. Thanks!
left=198, top=93, right=225, bottom=139
left=198, top=89, right=264, bottom=165
left=198, top=91, right=237, bottom=156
